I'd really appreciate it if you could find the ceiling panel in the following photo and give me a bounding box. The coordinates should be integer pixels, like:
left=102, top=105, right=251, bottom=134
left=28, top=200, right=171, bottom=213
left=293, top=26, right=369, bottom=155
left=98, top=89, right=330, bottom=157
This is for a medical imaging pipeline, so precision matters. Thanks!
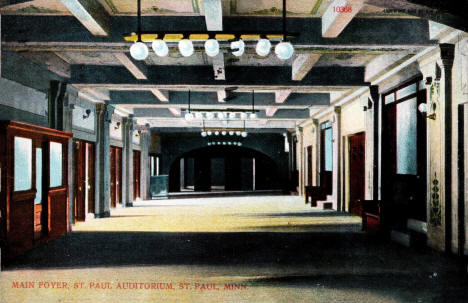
left=315, top=53, right=377, bottom=67
left=109, top=0, right=196, bottom=14
left=57, top=52, right=122, bottom=65
left=0, top=0, right=70, bottom=15
left=235, top=0, right=319, bottom=15
left=145, top=52, right=208, bottom=65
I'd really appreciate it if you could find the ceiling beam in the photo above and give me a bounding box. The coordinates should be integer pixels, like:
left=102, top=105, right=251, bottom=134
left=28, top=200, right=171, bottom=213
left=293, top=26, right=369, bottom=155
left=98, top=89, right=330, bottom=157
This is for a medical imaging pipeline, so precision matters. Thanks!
left=365, top=0, right=468, bottom=32
left=109, top=91, right=330, bottom=107
left=292, top=54, right=322, bottom=81
left=71, top=65, right=367, bottom=87
left=265, top=106, right=279, bottom=117
left=19, top=51, right=71, bottom=78
left=168, top=108, right=181, bottom=117
left=132, top=108, right=310, bottom=120
left=82, top=88, right=110, bottom=100
left=150, top=89, right=169, bottom=102
left=147, top=120, right=297, bottom=129
left=60, top=0, right=110, bottom=36
left=322, top=0, right=365, bottom=38
left=275, top=90, right=291, bottom=103
left=113, top=53, right=147, bottom=80
left=2, top=16, right=435, bottom=47
left=202, top=0, right=223, bottom=31
left=217, top=90, right=226, bottom=102
left=212, top=52, right=225, bottom=81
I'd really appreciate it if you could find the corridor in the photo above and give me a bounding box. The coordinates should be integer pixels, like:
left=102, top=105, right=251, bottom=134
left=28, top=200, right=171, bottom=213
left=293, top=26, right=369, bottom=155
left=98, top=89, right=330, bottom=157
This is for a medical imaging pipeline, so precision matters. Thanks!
left=1, top=196, right=466, bottom=303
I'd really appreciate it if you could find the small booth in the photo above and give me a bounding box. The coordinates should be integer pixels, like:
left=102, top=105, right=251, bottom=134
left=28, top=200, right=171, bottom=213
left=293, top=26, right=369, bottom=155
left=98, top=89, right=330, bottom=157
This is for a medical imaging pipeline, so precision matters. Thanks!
left=0, top=121, right=72, bottom=264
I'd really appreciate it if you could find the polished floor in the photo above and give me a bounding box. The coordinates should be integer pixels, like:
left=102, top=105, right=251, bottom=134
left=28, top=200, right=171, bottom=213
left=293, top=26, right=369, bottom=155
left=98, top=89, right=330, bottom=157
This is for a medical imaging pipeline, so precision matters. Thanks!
left=1, top=196, right=467, bottom=302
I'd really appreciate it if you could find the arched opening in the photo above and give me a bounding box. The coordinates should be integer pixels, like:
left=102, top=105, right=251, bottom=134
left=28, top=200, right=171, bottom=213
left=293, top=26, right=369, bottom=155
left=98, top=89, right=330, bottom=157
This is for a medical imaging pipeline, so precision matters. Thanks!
left=168, top=145, right=280, bottom=192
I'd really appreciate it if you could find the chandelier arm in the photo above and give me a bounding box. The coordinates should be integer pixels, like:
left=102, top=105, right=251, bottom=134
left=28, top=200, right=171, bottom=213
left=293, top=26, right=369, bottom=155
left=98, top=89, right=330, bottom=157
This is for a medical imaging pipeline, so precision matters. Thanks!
left=137, top=0, right=142, bottom=42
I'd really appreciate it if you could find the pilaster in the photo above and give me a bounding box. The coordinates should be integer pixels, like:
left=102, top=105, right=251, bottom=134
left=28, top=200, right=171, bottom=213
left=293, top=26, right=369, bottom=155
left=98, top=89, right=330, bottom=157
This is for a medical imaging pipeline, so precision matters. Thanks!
left=440, top=43, right=455, bottom=254
left=140, top=124, right=151, bottom=200
left=94, top=103, right=112, bottom=217
left=332, top=107, right=341, bottom=210
left=122, top=116, right=134, bottom=206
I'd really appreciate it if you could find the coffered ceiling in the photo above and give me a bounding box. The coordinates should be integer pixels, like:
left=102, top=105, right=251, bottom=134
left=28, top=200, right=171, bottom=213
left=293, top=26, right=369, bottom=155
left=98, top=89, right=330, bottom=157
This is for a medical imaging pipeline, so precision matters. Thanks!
left=1, top=0, right=466, bottom=130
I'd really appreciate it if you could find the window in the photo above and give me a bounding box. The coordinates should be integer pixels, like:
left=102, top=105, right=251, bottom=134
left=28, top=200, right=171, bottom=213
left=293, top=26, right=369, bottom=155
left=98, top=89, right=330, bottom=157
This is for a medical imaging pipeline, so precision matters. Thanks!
left=324, top=127, right=333, bottom=172
left=396, top=98, right=417, bottom=175
left=35, top=148, right=42, bottom=204
left=50, top=142, right=63, bottom=187
left=14, top=137, right=32, bottom=191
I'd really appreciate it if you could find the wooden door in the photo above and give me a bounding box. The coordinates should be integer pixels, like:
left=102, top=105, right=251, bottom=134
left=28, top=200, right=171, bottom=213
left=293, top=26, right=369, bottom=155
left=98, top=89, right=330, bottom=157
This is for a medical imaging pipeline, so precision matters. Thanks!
left=133, top=150, right=141, bottom=199
left=307, top=145, right=313, bottom=186
left=110, top=147, right=116, bottom=208
left=74, top=140, right=86, bottom=221
left=87, top=143, right=95, bottom=214
left=349, top=132, right=366, bottom=216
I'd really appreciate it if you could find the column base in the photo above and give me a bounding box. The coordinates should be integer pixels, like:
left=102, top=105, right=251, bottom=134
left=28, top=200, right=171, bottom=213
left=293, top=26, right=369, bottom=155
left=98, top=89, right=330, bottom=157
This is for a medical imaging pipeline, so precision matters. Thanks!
left=94, top=211, right=110, bottom=218
left=125, top=202, right=133, bottom=207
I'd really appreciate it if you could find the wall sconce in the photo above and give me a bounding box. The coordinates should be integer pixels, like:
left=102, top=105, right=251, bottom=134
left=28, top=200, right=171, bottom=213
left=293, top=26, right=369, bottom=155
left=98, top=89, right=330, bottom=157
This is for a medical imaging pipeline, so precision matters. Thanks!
left=83, top=109, right=91, bottom=119
left=114, top=122, right=121, bottom=130
left=363, top=98, right=373, bottom=111
left=418, top=102, right=436, bottom=120
left=135, top=130, right=141, bottom=138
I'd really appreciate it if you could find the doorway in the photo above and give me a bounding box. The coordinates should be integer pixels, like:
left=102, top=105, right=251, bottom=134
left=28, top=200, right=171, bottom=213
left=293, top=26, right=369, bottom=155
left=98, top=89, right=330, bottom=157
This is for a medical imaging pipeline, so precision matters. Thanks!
left=306, top=145, right=313, bottom=186
left=110, top=146, right=122, bottom=208
left=320, top=121, right=333, bottom=195
left=73, top=140, right=95, bottom=222
left=133, top=150, right=141, bottom=199
left=349, top=132, right=366, bottom=216
left=382, top=79, right=427, bottom=230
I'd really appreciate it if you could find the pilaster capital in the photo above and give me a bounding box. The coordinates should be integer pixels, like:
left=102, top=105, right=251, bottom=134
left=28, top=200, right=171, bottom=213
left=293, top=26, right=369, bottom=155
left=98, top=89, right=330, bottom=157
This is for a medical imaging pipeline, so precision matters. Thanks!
left=439, top=43, right=455, bottom=68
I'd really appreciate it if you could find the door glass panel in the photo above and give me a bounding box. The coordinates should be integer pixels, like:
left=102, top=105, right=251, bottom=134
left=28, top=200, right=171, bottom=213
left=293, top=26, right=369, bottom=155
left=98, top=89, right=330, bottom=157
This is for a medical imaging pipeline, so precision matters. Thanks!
left=50, top=142, right=63, bottom=187
left=35, top=148, right=42, bottom=204
left=324, top=128, right=333, bottom=171
left=396, top=98, right=417, bottom=175
left=396, top=83, right=417, bottom=99
left=384, top=93, right=395, bottom=105
left=14, top=137, right=32, bottom=191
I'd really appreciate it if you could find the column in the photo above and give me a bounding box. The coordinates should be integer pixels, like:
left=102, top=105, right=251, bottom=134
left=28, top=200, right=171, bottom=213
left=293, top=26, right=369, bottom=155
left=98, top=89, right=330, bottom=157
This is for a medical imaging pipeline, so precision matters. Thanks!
left=121, top=116, right=134, bottom=206
left=440, top=43, right=455, bottom=254
left=62, top=90, right=74, bottom=228
left=296, top=127, right=303, bottom=195
left=332, top=106, right=341, bottom=211
left=94, top=103, right=112, bottom=217
left=369, top=85, right=380, bottom=202
left=139, top=124, right=150, bottom=200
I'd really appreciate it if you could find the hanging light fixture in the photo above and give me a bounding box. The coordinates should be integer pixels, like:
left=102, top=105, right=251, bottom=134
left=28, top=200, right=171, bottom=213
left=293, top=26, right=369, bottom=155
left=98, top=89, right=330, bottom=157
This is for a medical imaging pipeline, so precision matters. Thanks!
left=178, top=39, right=194, bottom=57
left=127, top=0, right=295, bottom=59
left=230, top=39, right=245, bottom=57
left=129, top=0, right=149, bottom=60
left=204, top=39, right=220, bottom=57
left=152, top=39, right=169, bottom=57
left=274, top=0, right=294, bottom=60
left=256, top=39, right=271, bottom=57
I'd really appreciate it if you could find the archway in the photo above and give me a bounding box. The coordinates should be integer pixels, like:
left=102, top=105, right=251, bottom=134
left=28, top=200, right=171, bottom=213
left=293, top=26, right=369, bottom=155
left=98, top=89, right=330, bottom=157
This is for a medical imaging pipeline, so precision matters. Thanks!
left=168, top=145, right=280, bottom=192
